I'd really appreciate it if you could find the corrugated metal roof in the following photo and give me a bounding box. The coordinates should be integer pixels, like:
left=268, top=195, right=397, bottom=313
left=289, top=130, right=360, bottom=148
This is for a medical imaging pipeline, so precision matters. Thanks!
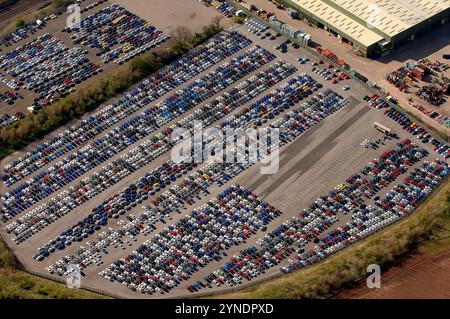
left=332, top=0, right=450, bottom=36
left=292, top=0, right=384, bottom=47
left=291, top=0, right=450, bottom=47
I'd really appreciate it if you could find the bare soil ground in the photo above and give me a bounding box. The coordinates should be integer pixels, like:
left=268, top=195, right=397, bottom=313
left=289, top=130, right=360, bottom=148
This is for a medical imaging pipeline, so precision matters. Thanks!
left=115, top=0, right=221, bottom=36
left=333, top=238, right=450, bottom=299
left=0, top=0, right=449, bottom=299
left=1, top=21, right=446, bottom=298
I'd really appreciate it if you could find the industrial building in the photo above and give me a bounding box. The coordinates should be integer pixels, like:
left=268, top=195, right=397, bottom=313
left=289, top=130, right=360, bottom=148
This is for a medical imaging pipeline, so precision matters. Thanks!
left=279, top=0, right=450, bottom=58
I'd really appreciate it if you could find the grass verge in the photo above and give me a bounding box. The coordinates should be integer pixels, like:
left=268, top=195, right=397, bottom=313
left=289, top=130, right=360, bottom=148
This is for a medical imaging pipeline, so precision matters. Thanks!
left=0, top=24, right=223, bottom=299
left=0, top=239, right=105, bottom=298
left=207, top=177, right=450, bottom=299
left=0, top=0, right=72, bottom=36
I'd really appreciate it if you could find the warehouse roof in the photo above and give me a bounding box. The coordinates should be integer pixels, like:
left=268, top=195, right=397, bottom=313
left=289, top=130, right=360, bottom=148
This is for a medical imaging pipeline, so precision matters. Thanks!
left=331, top=0, right=450, bottom=36
left=291, top=0, right=450, bottom=47
left=292, top=0, right=384, bottom=47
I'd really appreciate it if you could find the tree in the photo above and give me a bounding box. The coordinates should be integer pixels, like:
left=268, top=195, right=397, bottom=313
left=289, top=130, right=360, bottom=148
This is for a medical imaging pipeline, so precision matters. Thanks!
left=171, top=26, right=193, bottom=43
left=212, top=15, right=224, bottom=28
left=15, top=19, right=26, bottom=28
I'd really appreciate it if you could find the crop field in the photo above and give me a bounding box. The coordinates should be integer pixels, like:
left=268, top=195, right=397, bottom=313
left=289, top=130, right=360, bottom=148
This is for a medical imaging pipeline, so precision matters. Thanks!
left=0, top=2, right=449, bottom=300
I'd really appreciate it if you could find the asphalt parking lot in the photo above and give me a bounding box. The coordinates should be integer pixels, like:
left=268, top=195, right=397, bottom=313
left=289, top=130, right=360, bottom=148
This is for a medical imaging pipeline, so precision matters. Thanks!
left=241, top=0, right=450, bottom=135
left=0, top=16, right=448, bottom=299
left=0, top=0, right=112, bottom=118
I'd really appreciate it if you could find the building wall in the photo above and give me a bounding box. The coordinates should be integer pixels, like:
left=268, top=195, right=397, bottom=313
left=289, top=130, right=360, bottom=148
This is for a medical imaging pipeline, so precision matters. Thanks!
left=391, top=7, right=450, bottom=50
left=279, top=0, right=371, bottom=56
left=279, top=0, right=450, bottom=58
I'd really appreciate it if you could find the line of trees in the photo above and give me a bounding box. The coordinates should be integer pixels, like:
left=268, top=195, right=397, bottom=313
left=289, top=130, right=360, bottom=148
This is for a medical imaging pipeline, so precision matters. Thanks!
left=0, top=24, right=223, bottom=160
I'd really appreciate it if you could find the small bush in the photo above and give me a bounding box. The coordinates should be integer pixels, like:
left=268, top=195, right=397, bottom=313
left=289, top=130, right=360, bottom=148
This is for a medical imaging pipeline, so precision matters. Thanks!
left=18, top=277, right=35, bottom=290
left=15, top=19, right=25, bottom=28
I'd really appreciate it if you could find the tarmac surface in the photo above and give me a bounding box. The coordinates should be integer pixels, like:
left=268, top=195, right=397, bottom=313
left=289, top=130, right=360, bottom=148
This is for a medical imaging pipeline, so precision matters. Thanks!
left=0, top=0, right=219, bottom=120
left=0, top=10, right=448, bottom=299
left=241, top=0, right=450, bottom=135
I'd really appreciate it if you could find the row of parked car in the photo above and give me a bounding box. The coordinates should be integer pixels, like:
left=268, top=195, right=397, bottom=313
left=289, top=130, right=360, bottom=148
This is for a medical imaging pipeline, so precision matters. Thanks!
left=384, top=108, right=450, bottom=158
left=196, top=144, right=448, bottom=289
left=0, top=90, right=24, bottom=105
left=365, top=94, right=388, bottom=109
left=297, top=159, right=449, bottom=266
left=0, top=72, right=21, bottom=91
left=2, top=31, right=252, bottom=186
left=92, top=89, right=347, bottom=292
left=147, top=46, right=275, bottom=127
left=3, top=61, right=297, bottom=245
left=0, top=45, right=276, bottom=222
left=99, top=185, right=283, bottom=295
left=0, top=21, right=43, bottom=48
left=216, top=1, right=237, bottom=18
left=311, top=65, right=350, bottom=84
left=67, top=4, right=168, bottom=64
left=0, top=33, right=101, bottom=110
left=33, top=160, right=197, bottom=260
left=43, top=161, right=243, bottom=269
left=0, top=113, right=20, bottom=128
left=375, top=159, right=448, bottom=215
left=45, top=157, right=267, bottom=273
left=40, top=72, right=342, bottom=273
left=47, top=158, right=256, bottom=274
left=46, top=227, right=134, bottom=276
left=411, top=103, right=450, bottom=129
left=270, top=89, right=348, bottom=143
left=246, top=19, right=269, bottom=35
left=79, top=0, right=108, bottom=13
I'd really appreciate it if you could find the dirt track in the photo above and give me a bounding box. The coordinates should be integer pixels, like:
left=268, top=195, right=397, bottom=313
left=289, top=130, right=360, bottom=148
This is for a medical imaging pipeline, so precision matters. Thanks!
left=333, top=243, right=450, bottom=299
